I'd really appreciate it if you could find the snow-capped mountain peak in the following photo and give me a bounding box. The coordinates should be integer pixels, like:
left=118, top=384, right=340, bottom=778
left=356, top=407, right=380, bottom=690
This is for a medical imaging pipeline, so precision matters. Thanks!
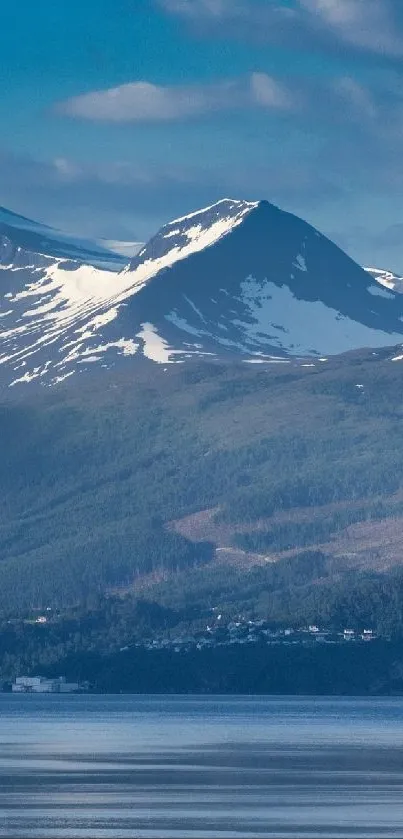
left=129, top=198, right=258, bottom=275
left=3, top=197, right=403, bottom=387
left=119, top=199, right=403, bottom=365
left=169, top=197, right=258, bottom=226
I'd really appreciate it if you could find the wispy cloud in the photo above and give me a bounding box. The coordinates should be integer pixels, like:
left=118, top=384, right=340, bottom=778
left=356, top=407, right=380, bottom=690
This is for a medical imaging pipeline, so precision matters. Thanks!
left=4, top=58, right=403, bottom=263
left=301, top=0, right=402, bottom=55
left=157, top=0, right=403, bottom=58
left=54, top=67, right=394, bottom=127
left=56, top=73, right=293, bottom=122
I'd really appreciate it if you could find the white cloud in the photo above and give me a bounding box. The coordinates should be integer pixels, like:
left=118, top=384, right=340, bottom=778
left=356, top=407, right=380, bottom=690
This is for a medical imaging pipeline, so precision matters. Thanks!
left=158, top=0, right=403, bottom=57
left=53, top=157, right=82, bottom=180
left=250, top=72, right=293, bottom=108
left=331, top=77, right=377, bottom=120
left=56, top=73, right=293, bottom=122
left=301, top=0, right=402, bottom=54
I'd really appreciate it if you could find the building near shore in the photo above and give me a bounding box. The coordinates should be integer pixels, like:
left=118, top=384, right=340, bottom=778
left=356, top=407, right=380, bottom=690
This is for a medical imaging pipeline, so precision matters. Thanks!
left=12, top=676, right=80, bottom=693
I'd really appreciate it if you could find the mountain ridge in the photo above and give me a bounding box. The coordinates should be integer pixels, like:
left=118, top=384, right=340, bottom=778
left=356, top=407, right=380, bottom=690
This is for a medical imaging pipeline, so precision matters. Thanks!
left=2, top=197, right=403, bottom=388
left=0, top=206, right=127, bottom=269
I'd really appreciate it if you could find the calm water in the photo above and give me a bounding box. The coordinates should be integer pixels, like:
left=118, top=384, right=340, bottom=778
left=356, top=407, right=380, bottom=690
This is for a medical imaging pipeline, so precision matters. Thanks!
left=1, top=695, right=403, bottom=838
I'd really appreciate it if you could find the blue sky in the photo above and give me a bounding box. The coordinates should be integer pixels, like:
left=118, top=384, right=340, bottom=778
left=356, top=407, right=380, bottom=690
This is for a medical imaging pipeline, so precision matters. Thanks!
left=2, top=0, right=403, bottom=267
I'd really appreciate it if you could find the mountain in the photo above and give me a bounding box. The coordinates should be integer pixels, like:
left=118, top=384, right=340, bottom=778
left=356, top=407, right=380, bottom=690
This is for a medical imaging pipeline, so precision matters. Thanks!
left=121, top=198, right=403, bottom=362
left=2, top=197, right=403, bottom=388
left=6, top=198, right=403, bottom=680
left=0, top=206, right=127, bottom=269
left=365, top=266, right=403, bottom=294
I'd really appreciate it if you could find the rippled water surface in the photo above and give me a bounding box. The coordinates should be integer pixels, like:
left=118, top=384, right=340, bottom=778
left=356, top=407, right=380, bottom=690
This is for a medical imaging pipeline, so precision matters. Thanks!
left=1, top=694, right=403, bottom=838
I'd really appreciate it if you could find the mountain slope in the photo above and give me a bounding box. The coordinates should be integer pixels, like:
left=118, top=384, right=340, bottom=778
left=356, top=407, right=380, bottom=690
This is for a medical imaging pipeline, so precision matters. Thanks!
left=0, top=208, right=141, bottom=387
left=2, top=350, right=403, bottom=613
left=2, top=198, right=403, bottom=387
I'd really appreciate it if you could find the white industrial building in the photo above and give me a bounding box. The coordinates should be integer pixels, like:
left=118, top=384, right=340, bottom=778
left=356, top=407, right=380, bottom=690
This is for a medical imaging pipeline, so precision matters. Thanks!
left=12, top=676, right=80, bottom=693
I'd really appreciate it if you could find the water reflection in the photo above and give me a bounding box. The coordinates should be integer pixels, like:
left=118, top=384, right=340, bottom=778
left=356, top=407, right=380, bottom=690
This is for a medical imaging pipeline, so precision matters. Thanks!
left=1, top=695, right=403, bottom=838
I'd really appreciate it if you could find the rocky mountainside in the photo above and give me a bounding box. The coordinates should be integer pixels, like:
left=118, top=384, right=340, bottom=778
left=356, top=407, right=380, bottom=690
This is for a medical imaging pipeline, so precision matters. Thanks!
left=2, top=198, right=403, bottom=388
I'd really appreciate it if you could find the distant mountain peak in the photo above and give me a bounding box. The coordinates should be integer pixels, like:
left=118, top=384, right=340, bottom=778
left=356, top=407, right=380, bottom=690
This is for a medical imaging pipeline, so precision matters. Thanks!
left=129, top=198, right=259, bottom=275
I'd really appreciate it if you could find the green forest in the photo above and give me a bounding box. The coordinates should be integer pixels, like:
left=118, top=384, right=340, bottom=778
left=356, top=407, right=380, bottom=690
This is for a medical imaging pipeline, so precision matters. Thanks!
left=1, top=350, right=403, bottom=629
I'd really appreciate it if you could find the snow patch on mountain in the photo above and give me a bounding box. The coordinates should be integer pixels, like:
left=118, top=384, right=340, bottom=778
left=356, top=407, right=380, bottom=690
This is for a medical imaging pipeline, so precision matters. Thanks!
left=235, top=277, right=403, bottom=356
left=365, top=266, right=403, bottom=293
left=0, top=259, right=147, bottom=384
left=367, top=284, right=395, bottom=299
left=294, top=253, right=307, bottom=272
left=169, top=198, right=258, bottom=226
left=136, top=322, right=216, bottom=363
left=136, top=323, right=185, bottom=363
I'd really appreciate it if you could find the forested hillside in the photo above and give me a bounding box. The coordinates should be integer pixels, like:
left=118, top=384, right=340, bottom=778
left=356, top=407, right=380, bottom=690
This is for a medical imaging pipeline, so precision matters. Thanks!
left=2, top=349, right=403, bottom=614
left=3, top=559, right=403, bottom=691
